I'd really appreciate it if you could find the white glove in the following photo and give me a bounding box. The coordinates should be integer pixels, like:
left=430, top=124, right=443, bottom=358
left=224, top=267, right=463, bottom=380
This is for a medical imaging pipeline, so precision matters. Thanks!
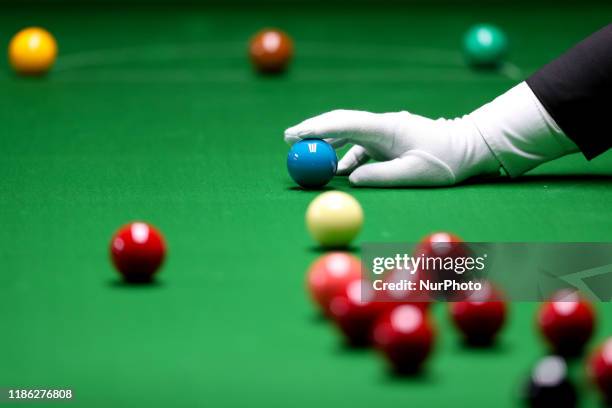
left=284, top=82, right=578, bottom=187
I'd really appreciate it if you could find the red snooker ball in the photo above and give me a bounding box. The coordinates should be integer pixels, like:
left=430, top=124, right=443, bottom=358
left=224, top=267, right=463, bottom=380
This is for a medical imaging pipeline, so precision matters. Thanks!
left=248, top=28, right=294, bottom=74
left=379, top=267, right=432, bottom=310
left=588, top=337, right=612, bottom=403
left=373, top=304, right=435, bottom=374
left=328, top=279, right=386, bottom=346
left=415, top=231, right=471, bottom=301
left=415, top=231, right=468, bottom=259
left=306, top=252, right=361, bottom=316
left=449, top=282, right=506, bottom=346
left=110, top=222, right=166, bottom=283
left=538, top=290, right=595, bottom=356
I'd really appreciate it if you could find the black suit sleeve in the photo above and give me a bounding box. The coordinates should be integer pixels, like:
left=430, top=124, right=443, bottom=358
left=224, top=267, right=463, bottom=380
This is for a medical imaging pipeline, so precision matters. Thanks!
left=526, top=24, right=612, bottom=159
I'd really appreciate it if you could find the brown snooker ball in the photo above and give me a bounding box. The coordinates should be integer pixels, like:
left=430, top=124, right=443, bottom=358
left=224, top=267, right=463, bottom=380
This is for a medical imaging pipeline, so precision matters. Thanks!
left=248, top=28, right=293, bottom=74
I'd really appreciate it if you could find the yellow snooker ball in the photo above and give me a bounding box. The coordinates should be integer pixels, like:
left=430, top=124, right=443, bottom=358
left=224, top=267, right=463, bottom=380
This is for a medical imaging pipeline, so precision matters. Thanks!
left=306, top=191, right=364, bottom=248
left=8, top=27, right=57, bottom=75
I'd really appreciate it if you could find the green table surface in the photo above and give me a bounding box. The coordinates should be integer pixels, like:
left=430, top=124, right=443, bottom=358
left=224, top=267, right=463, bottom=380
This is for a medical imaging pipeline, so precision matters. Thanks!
left=1, top=3, right=611, bottom=407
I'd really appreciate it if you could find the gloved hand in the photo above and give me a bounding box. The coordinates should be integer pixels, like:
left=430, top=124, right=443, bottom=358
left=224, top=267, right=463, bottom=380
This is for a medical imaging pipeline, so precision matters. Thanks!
left=285, top=109, right=500, bottom=187
left=284, top=82, right=578, bottom=187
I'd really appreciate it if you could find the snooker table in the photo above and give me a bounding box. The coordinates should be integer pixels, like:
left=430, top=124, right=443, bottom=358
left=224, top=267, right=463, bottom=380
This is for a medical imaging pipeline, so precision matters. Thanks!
left=1, top=2, right=611, bottom=407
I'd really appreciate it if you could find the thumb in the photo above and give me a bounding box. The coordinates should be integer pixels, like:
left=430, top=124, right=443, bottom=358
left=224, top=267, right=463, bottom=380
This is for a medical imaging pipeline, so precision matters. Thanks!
left=348, top=152, right=456, bottom=187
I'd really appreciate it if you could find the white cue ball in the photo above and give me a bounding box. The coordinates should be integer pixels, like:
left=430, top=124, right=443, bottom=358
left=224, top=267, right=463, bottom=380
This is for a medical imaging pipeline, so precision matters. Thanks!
left=306, top=191, right=364, bottom=247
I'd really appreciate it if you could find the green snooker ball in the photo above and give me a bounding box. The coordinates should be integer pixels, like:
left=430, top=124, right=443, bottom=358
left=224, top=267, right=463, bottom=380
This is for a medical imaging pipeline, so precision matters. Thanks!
left=463, top=24, right=508, bottom=68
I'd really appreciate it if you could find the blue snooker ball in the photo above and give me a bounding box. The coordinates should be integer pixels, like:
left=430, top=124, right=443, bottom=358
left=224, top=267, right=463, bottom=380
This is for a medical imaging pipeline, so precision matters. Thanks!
left=287, top=139, right=338, bottom=189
